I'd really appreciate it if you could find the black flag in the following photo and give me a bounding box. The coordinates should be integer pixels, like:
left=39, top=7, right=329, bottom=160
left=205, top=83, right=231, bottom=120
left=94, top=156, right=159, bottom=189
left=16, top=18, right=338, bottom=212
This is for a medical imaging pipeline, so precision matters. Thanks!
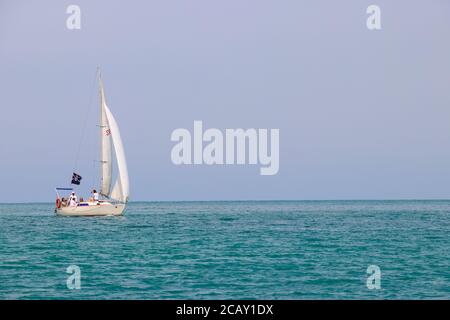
left=71, top=172, right=82, bottom=185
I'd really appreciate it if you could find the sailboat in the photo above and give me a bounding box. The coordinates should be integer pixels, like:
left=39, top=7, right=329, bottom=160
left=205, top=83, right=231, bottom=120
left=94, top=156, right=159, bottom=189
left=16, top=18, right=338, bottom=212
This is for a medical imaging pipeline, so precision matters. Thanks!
left=55, top=74, right=129, bottom=216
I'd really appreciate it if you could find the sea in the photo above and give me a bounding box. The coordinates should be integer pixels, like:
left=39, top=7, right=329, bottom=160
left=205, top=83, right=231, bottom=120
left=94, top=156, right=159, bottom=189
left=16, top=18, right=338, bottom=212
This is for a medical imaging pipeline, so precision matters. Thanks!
left=0, top=201, right=449, bottom=299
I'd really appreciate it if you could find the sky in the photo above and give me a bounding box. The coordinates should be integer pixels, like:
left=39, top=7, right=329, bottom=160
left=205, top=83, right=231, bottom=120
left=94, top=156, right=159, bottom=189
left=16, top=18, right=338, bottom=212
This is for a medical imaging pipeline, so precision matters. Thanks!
left=1, top=0, right=450, bottom=202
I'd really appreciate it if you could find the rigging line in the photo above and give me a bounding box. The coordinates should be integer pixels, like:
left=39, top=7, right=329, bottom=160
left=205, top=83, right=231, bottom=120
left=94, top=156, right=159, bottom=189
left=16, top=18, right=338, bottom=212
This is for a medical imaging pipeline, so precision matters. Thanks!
left=72, top=67, right=100, bottom=174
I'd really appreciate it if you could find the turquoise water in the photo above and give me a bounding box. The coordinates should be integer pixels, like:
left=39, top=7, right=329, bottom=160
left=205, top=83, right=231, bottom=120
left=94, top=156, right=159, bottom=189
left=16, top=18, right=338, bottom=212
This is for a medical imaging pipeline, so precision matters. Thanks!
left=0, top=201, right=449, bottom=299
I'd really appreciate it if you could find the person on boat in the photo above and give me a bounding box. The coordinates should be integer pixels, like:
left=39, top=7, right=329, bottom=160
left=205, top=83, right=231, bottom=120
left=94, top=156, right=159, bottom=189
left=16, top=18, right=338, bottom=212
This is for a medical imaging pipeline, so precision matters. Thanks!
left=68, top=192, right=78, bottom=204
left=92, top=189, right=99, bottom=202
left=68, top=196, right=77, bottom=207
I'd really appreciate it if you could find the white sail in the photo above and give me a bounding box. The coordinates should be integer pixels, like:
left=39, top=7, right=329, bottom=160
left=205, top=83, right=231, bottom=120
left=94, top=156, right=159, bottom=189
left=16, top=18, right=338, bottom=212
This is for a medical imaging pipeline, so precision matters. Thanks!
left=104, top=104, right=129, bottom=203
left=99, top=78, right=112, bottom=196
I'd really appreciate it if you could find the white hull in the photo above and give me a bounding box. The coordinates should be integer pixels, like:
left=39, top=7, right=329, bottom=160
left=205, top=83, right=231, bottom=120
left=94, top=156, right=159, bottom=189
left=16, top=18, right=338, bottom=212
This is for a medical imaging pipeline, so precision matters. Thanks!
left=56, top=202, right=126, bottom=217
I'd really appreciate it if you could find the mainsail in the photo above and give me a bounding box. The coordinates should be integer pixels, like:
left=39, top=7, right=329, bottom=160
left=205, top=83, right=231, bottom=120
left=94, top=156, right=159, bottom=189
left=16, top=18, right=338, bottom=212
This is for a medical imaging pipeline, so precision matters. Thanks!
left=99, top=77, right=112, bottom=196
left=99, top=76, right=130, bottom=203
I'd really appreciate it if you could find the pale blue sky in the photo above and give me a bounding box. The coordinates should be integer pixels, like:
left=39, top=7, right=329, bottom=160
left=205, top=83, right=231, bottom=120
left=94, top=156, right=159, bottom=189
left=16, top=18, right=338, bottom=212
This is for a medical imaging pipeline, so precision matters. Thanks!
left=1, top=0, right=450, bottom=202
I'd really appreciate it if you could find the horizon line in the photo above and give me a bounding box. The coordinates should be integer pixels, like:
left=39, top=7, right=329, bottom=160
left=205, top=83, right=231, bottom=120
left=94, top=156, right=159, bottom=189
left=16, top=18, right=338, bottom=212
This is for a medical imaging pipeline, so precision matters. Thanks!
left=1, top=198, right=450, bottom=205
